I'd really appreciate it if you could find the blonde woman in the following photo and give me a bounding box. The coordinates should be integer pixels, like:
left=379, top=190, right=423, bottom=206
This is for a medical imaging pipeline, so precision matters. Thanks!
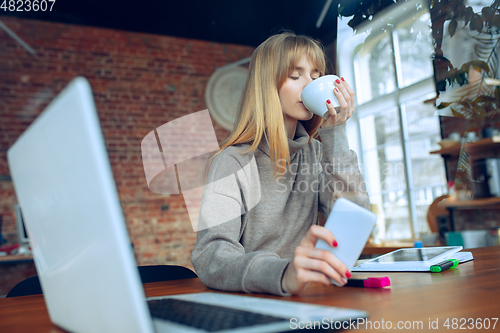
left=191, top=32, right=370, bottom=296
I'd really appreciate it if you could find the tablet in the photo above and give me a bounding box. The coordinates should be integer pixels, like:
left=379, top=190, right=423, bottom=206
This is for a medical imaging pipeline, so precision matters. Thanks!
left=315, top=198, right=377, bottom=279
left=352, top=246, right=464, bottom=272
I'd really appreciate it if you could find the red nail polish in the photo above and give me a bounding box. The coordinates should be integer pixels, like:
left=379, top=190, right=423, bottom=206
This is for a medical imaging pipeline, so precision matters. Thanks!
left=346, top=271, right=352, bottom=278
left=341, top=77, right=345, bottom=81
left=327, top=99, right=331, bottom=104
left=332, top=240, right=338, bottom=247
left=335, top=79, right=341, bottom=84
left=335, top=88, right=339, bottom=92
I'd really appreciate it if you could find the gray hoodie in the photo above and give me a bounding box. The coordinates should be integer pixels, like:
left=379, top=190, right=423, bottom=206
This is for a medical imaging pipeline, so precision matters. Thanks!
left=191, top=121, right=370, bottom=296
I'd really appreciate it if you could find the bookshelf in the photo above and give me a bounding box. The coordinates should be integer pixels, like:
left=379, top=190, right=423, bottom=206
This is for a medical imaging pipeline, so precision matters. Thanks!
left=431, top=136, right=500, bottom=229
left=430, top=136, right=500, bottom=157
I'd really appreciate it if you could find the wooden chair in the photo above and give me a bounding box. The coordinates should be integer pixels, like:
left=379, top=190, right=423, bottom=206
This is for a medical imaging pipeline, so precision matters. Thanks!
left=426, top=194, right=450, bottom=233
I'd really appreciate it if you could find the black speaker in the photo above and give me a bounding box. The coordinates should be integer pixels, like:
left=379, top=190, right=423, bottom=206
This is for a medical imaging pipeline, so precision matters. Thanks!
left=437, top=215, right=450, bottom=245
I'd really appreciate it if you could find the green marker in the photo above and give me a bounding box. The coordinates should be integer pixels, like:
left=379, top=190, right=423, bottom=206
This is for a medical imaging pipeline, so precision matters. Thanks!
left=430, top=259, right=459, bottom=273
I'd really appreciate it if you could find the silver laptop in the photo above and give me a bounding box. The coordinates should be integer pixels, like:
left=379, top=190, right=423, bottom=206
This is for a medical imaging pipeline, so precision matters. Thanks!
left=7, top=77, right=368, bottom=333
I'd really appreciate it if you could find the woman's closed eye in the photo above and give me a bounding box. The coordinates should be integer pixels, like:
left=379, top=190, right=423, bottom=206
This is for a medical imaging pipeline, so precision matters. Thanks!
left=289, top=75, right=319, bottom=80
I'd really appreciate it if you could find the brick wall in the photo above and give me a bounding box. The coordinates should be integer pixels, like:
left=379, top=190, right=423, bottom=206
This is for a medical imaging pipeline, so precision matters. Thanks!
left=0, top=16, right=254, bottom=271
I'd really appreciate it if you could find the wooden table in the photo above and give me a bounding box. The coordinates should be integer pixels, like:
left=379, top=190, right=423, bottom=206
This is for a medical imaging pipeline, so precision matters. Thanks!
left=1, top=246, right=500, bottom=332
left=0, top=254, right=33, bottom=264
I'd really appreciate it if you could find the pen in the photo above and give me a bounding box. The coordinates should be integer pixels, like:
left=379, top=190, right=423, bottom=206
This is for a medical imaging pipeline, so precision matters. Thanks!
left=430, top=259, right=459, bottom=273
left=344, top=277, right=390, bottom=288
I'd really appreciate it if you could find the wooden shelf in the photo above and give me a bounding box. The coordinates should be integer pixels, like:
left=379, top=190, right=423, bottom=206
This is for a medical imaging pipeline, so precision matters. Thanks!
left=439, top=197, right=500, bottom=209
left=467, top=136, right=500, bottom=161
left=466, top=135, right=500, bottom=150
left=430, top=143, right=461, bottom=156
left=430, top=136, right=500, bottom=157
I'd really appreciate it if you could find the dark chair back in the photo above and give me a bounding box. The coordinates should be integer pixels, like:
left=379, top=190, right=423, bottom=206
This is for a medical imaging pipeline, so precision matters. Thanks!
left=6, top=265, right=197, bottom=298
left=138, top=265, right=197, bottom=283
left=6, top=276, right=42, bottom=298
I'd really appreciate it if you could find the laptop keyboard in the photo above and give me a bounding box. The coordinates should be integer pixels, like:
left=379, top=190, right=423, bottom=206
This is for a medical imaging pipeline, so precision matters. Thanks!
left=148, top=298, right=289, bottom=332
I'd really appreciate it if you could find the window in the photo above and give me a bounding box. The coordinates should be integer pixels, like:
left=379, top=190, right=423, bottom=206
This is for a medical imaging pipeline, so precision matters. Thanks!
left=338, top=1, right=447, bottom=240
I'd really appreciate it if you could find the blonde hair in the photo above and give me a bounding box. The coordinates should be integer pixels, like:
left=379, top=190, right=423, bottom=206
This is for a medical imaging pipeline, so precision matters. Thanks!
left=211, top=32, right=326, bottom=179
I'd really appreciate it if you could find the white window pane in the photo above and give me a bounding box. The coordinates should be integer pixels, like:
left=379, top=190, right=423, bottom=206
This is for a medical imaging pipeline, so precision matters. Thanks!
left=363, top=143, right=407, bottom=195
left=383, top=190, right=411, bottom=239
left=369, top=191, right=412, bottom=240
left=408, top=136, right=447, bottom=187
left=380, top=143, right=406, bottom=192
left=354, top=33, right=396, bottom=104
left=359, top=108, right=400, bottom=148
left=370, top=190, right=411, bottom=240
left=384, top=191, right=411, bottom=239
left=414, top=192, right=431, bottom=235
left=403, top=97, right=440, bottom=138
left=413, top=185, right=448, bottom=236
left=362, top=149, right=381, bottom=195
left=396, top=12, right=434, bottom=87
left=364, top=142, right=411, bottom=240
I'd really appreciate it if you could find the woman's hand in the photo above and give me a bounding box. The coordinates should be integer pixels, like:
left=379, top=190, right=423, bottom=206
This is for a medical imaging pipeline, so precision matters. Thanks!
left=322, top=77, right=355, bottom=128
left=281, top=225, right=351, bottom=295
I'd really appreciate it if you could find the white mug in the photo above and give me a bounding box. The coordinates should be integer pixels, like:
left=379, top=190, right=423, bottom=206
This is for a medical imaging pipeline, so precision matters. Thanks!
left=301, top=75, right=341, bottom=119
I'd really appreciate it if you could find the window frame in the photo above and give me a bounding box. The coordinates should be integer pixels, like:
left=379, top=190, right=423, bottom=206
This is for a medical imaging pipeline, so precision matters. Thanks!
left=337, top=0, right=447, bottom=240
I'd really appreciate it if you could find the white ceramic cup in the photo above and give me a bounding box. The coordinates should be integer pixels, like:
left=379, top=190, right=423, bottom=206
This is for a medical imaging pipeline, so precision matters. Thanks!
left=300, top=75, right=341, bottom=119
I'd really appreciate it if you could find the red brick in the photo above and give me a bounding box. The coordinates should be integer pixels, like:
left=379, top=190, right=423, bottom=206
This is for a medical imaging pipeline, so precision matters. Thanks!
left=0, top=15, right=253, bottom=269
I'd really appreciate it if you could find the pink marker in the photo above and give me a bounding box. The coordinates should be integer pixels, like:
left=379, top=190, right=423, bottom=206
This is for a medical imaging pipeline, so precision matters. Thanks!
left=344, top=277, right=391, bottom=288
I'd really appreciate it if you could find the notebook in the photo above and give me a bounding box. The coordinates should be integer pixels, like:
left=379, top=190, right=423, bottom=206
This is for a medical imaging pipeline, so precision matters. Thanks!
left=7, top=76, right=368, bottom=333
left=352, top=246, right=474, bottom=272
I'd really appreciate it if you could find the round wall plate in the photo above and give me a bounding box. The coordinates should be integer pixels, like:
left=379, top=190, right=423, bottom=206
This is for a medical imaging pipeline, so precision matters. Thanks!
left=205, top=66, right=248, bottom=131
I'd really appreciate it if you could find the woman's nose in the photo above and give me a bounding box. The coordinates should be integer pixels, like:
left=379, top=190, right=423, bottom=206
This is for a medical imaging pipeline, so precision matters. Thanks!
left=304, top=76, right=313, bottom=86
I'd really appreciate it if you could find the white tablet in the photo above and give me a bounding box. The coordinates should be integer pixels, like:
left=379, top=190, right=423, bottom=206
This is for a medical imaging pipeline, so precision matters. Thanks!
left=352, top=246, right=464, bottom=272
left=316, top=198, right=377, bottom=277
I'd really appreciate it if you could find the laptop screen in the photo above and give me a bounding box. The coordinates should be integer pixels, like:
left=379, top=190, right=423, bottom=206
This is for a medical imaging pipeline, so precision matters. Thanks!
left=7, top=77, right=155, bottom=333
